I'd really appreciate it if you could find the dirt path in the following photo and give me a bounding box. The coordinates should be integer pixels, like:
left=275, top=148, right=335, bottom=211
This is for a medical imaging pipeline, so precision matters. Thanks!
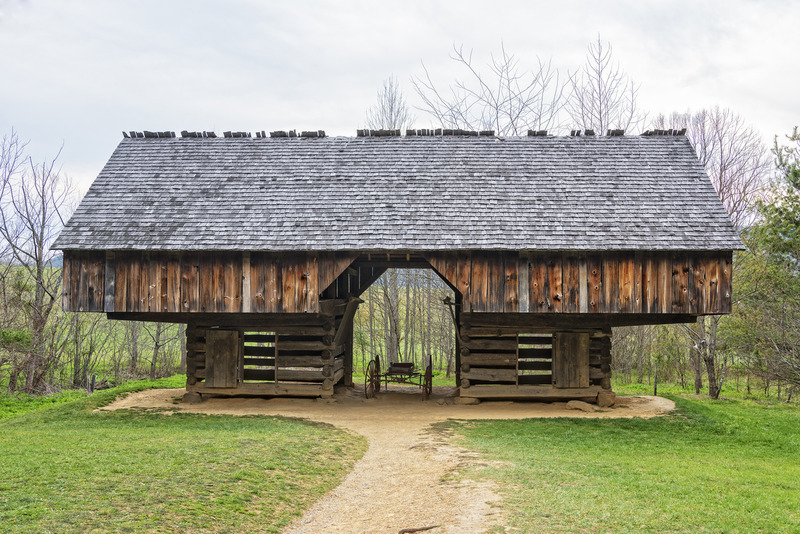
left=101, top=387, right=674, bottom=534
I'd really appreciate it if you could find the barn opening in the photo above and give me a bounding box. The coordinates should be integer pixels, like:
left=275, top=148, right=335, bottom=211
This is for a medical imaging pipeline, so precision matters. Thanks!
left=354, top=265, right=457, bottom=388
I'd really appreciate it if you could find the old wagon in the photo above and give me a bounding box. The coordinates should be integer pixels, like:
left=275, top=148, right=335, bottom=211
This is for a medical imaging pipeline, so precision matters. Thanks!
left=364, top=356, right=433, bottom=400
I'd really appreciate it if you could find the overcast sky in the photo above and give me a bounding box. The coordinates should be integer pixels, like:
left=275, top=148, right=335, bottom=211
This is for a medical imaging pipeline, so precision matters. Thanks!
left=1, top=0, right=798, bottom=194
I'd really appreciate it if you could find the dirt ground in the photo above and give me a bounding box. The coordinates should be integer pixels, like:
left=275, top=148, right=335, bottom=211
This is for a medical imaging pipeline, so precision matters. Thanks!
left=100, top=387, right=675, bottom=534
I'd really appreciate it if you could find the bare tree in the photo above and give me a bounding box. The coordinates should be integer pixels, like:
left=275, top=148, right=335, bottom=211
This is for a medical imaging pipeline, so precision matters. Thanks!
left=653, top=107, right=770, bottom=229
left=0, top=130, right=75, bottom=393
left=413, top=43, right=566, bottom=136
left=566, top=36, right=647, bottom=134
left=365, top=75, right=414, bottom=131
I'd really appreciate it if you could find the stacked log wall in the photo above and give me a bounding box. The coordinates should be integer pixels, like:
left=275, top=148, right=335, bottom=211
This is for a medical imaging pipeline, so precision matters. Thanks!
left=459, top=315, right=612, bottom=400
left=184, top=301, right=352, bottom=397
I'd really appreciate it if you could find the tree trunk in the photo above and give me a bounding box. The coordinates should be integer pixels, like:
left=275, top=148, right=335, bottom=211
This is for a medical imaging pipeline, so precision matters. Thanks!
left=149, top=322, right=162, bottom=380
left=179, top=324, right=187, bottom=375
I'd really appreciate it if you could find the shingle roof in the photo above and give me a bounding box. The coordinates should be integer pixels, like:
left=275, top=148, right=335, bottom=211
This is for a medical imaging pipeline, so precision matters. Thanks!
left=54, top=135, right=743, bottom=252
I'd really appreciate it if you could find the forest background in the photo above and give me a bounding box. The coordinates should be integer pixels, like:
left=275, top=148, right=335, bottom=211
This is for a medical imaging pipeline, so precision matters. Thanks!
left=2, top=38, right=799, bottom=402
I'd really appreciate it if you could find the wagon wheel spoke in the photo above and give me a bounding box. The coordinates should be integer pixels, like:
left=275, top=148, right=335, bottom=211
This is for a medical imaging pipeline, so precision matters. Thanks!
left=423, top=364, right=433, bottom=400
left=365, top=360, right=378, bottom=399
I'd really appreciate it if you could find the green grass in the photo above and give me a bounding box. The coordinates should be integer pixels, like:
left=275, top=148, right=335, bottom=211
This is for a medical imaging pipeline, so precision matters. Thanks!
left=446, top=396, right=800, bottom=533
left=0, top=377, right=366, bottom=533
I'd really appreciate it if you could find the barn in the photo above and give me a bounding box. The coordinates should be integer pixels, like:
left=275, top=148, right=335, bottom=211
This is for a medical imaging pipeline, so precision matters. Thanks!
left=54, top=128, right=741, bottom=405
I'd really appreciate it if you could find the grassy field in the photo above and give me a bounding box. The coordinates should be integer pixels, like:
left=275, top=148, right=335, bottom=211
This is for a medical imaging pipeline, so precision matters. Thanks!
left=447, top=395, right=800, bottom=533
left=0, top=378, right=367, bottom=533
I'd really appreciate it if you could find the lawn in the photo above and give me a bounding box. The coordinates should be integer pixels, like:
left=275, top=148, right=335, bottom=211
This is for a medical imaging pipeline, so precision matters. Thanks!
left=447, top=395, right=800, bottom=533
left=0, top=378, right=367, bottom=533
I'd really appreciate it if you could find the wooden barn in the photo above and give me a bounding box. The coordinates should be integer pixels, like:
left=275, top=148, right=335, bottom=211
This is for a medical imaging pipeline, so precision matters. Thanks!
left=54, top=128, right=742, bottom=405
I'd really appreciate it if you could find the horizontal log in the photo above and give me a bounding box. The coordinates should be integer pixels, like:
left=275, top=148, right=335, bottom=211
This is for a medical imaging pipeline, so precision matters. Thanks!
left=461, top=353, right=516, bottom=367
left=462, top=368, right=517, bottom=382
left=590, top=367, right=605, bottom=380
left=460, top=384, right=603, bottom=399
left=188, top=382, right=324, bottom=397
left=277, top=368, right=326, bottom=382
left=276, top=356, right=326, bottom=367
left=518, top=360, right=552, bottom=371
left=463, top=338, right=518, bottom=351
left=278, top=340, right=334, bottom=351
left=462, top=326, right=527, bottom=336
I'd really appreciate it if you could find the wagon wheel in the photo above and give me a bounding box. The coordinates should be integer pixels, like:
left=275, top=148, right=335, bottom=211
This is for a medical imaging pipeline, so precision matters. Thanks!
left=365, top=358, right=380, bottom=399
left=422, top=363, right=433, bottom=400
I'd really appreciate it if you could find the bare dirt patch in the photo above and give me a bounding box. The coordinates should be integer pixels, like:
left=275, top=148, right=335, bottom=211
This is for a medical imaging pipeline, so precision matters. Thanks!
left=100, top=387, right=674, bottom=534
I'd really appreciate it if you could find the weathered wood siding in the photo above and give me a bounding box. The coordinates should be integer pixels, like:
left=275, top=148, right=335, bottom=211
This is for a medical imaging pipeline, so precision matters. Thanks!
left=64, top=250, right=732, bottom=316
left=63, top=251, right=357, bottom=314
left=425, top=250, right=732, bottom=315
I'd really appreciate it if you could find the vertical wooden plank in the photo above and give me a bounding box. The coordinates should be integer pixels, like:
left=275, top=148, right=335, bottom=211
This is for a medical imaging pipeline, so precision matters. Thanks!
left=282, top=256, right=298, bottom=313
left=719, top=252, right=732, bottom=313
left=470, top=252, right=488, bottom=312
left=619, top=253, right=635, bottom=313
left=126, top=253, right=140, bottom=313
left=212, top=253, right=225, bottom=313
left=77, top=253, right=89, bottom=312
left=250, top=252, right=265, bottom=313
left=115, top=253, right=127, bottom=312
left=642, top=254, right=657, bottom=314
left=104, top=251, right=116, bottom=313
left=181, top=253, right=199, bottom=312
left=138, top=254, right=149, bottom=313
left=486, top=252, right=504, bottom=312
left=546, top=256, right=563, bottom=312
left=443, top=254, right=457, bottom=293
left=529, top=257, right=547, bottom=312
left=578, top=258, right=588, bottom=313
left=159, top=255, right=168, bottom=313
left=657, top=254, right=671, bottom=314
left=61, top=251, right=72, bottom=311
left=603, top=254, right=620, bottom=313
left=304, top=253, right=319, bottom=313
left=587, top=255, right=602, bottom=313
left=671, top=254, right=689, bottom=313
left=88, top=252, right=104, bottom=312
left=563, top=255, right=580, bottom=313
left=633, top=252, right=642, bottom=312
left=518, top=254, right=530, bottom=313
left=147, top=253, right=159, bottom=312
left=456, top=252, right=471, bottom=311
left=205, top=329, right=239, bottom=388
left=198, top=253, right=213, bottom=312
left=265, top=258, right=280, bottom=313
left=504, top=252, right=519, bottom=313
left=241, top=252, right=251, bottom=313
left=706, top=254, right=719, bottom=313
left=222, top=254, right=238, bottom=313
left=166, top=254, right=180, bottom=313
left=552, top=332, right=590, bottom=388
left=691, top=254, right=706, bottom=314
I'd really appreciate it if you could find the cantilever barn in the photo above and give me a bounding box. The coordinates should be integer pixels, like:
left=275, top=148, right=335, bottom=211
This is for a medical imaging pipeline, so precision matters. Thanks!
left=54, top=128, right=742, bottom=404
